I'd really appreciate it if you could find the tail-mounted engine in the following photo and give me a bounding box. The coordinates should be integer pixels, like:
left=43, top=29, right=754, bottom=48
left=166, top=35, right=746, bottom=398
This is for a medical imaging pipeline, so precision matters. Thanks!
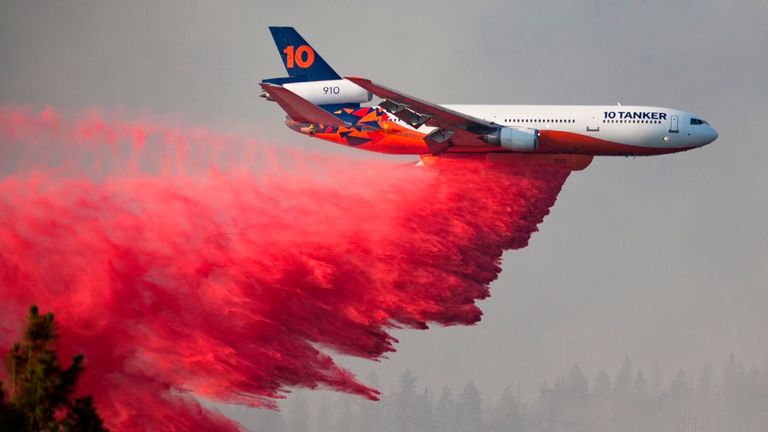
left=263, top=79, right=372, bottom=106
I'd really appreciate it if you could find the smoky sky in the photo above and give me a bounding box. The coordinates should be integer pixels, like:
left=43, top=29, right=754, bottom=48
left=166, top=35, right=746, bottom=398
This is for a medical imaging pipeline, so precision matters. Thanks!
left=1, top=0, right=766, bottom=402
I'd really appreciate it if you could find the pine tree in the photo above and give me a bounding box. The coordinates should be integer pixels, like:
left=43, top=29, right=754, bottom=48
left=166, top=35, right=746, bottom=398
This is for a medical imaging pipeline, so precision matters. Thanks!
left=357, top=372, right=384, bottom=432
left=629, top=371, right=651, bottom=432
left=561, top=363, right=590, bottom=432
left=434, top=387, right=456, bottom=432
left=408, top=388, right=435, bottom=432
left=1, top=305, right=108, bottom=431
left=612, top=358, right=634, bottom=431
left=666, top=369, right=690, bottom=432
left=0, top=380, right=26, bottom=431
left=456, top=382, right=482, bottom=432
left=591, top=370, right=612, bottom=432
left=394, top=371, right=418, bottom=432
left=693, top=365, right=713, bottom=432
left=487, top=385, right=523, bottom=432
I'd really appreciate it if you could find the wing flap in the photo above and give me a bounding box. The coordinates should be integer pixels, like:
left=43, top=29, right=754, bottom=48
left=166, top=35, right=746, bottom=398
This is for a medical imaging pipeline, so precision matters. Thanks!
left=345, top=77, right=497, bottom=132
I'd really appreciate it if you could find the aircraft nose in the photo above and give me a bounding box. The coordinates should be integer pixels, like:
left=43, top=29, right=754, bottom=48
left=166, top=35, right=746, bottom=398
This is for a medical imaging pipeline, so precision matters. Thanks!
left=704, top=126, right=719, bottom=145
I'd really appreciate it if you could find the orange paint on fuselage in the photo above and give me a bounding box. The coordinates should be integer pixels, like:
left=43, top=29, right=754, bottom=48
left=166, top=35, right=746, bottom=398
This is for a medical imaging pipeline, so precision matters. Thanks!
left=308, top=121, right=694, bottom=156
left=314, top=121, right=432, bottom=154
left=537, top=130, right=694, bottom=156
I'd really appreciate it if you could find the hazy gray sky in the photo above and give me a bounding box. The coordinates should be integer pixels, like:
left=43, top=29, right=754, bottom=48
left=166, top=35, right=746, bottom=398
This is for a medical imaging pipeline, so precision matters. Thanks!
left=1, top=0, right=766, bottom=403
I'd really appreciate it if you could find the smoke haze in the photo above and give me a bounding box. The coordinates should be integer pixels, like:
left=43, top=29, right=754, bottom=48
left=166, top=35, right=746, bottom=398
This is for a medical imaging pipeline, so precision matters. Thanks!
left=1, top=0, right=766, bottom=430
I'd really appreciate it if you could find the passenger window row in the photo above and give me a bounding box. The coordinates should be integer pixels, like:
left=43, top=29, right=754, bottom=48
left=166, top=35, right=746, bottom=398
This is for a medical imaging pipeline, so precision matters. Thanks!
left=504, top=119, right=575, bottom=124
left=603, top=120, right=662, bottom=124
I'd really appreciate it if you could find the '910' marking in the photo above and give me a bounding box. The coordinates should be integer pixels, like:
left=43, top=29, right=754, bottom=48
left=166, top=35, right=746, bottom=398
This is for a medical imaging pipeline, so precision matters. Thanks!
left=323, top=86, right=340, bottom=95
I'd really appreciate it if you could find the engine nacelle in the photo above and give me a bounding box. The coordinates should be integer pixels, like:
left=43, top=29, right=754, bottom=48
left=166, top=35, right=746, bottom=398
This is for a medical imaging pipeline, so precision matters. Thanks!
left=282, top=79, right=372, bottom=106
left=484, top=127, right=538, bottom=152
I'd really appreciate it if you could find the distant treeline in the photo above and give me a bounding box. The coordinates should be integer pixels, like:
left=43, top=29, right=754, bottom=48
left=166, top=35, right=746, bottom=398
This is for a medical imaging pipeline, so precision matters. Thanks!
left=225, top=356, right=768, bottom=432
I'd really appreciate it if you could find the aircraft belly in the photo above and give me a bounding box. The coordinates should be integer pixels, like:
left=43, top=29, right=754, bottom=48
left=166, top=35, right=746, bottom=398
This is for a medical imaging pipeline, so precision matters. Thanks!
left=310, top=126, right=692, bottom=157
left=537, top=130, right=690, bottom=156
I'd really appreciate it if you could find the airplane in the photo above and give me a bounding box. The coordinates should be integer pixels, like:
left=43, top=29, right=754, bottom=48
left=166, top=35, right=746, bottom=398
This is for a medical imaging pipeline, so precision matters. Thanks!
left=260, top=27, right=718, bottom=171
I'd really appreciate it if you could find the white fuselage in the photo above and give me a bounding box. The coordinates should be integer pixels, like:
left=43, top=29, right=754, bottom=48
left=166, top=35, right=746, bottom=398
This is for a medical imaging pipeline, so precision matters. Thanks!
left=386, top=105, right=718, bottom=153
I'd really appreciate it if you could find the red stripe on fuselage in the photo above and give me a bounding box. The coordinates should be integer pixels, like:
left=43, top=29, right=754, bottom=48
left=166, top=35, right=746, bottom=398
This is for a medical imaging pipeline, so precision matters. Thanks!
left=537, top=130, right=694, bottom=156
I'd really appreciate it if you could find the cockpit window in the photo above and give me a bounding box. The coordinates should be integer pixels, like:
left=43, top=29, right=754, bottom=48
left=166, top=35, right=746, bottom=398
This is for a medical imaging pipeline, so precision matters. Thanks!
left=690, top=118, right=710, bottom=126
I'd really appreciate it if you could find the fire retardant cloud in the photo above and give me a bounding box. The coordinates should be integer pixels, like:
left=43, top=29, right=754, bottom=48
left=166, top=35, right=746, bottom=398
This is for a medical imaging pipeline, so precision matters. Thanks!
left=0, top=107, right=570, bottom=431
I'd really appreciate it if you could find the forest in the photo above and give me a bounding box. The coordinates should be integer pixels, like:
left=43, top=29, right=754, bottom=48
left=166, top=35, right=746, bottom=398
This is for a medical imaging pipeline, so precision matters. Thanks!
left=226, top=356, right=768, bottom=432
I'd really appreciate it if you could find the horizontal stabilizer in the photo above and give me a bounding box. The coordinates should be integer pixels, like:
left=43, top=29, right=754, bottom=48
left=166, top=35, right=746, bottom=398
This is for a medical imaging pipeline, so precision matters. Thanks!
left=260, top=83, right=347, bottom=128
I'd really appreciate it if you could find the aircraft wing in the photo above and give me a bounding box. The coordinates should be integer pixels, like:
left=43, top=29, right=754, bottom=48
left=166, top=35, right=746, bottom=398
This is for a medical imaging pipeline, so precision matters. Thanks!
left=260, top=83, right=347, bottom=128
left=345, top=76, right=497, bottom=151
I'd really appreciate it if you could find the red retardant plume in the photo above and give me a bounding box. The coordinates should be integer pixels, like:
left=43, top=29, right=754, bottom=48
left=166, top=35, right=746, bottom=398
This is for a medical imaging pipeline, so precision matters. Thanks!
left=0, top=107, right=570, bottom=431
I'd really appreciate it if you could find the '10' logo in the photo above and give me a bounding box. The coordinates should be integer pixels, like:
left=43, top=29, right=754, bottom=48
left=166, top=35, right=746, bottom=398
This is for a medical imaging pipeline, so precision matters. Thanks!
left=283, top=45, right=315, bottom=69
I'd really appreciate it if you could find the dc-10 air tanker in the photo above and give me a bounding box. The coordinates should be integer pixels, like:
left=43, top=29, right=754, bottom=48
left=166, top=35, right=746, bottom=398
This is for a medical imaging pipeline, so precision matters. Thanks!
left=261, top=27, right=718, bottom=171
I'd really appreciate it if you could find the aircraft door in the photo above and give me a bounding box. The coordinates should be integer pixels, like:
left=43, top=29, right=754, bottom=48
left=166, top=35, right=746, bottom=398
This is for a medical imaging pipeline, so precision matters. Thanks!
left=669, top=115, right=679, bottom=133
left=586, top=114, right=600, bottom=132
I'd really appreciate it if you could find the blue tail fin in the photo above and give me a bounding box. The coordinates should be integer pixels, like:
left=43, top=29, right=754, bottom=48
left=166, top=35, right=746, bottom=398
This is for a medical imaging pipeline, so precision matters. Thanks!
left=268, top=27, right=340, bottom=82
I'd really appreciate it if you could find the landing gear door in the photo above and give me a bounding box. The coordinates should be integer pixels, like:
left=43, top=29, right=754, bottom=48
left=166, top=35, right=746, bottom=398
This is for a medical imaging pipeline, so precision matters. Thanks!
left=669, top=114, right=679, bottom=133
